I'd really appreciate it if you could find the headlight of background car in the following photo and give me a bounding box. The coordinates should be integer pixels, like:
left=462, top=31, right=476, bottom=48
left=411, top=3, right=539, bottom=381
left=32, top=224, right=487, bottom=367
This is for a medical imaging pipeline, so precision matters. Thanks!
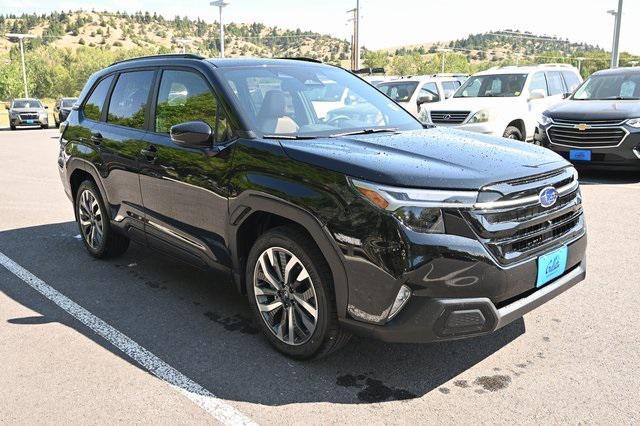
left=467, top=109, right=492, bottom=124
left=538, top=113, right=553, bottom=126
left=626, top=118, right=640, bottom=128
left=418, top=109, right=432, bottom=124
left=39, top=111, right=48, bottom=119
left=350, top=178, right=478, bottom=234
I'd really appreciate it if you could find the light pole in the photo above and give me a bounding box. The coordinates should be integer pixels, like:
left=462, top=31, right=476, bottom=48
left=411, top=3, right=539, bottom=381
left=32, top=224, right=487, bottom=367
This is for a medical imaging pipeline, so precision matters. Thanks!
left=210, top=0, right=230, bottom=58
left=5, top=33, right=35, bottom=98
left=575, top=56, right=586, bottom=74
left=437, top=48, right=452, bottom=74
left=607, top=0, right=624, bottom=68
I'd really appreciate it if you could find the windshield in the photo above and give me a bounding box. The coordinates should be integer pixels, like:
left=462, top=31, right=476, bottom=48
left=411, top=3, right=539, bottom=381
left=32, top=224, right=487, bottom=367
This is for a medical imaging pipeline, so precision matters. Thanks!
left=62, top=99, right=77, bottom=108
left=573, top=73, right=640, bottom=100
left=12, top=100, right=43, bottom=109
left=376, top=81, right=419, bottom=102
left=454, top=73, right=527, bottom=98
left=220, top=65, right=421, bottom=137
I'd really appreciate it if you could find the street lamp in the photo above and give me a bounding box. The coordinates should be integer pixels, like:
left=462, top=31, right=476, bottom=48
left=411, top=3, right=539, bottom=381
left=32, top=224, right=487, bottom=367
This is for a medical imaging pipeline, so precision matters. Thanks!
left=210, top=0, right=230, bottom=58
left=607, top=0, right=624, bottom=68
left=437, top=48, right=452, bottom=74
left=5, top=33, right=36, bottom=98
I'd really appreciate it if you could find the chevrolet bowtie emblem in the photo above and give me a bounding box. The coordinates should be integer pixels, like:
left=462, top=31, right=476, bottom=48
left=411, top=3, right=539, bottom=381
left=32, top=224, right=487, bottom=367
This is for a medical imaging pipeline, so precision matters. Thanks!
left=575, top=123, right=591, bottom=131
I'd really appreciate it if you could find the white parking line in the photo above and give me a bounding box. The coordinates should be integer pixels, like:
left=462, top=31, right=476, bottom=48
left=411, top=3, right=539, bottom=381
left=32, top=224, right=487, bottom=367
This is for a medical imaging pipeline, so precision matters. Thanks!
left=0, top=251, right=256, bottom=426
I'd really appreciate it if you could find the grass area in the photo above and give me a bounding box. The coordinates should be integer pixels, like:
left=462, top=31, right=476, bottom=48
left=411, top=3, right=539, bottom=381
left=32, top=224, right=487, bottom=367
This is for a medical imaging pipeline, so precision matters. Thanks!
left=0, top=98, right=56, bottom=128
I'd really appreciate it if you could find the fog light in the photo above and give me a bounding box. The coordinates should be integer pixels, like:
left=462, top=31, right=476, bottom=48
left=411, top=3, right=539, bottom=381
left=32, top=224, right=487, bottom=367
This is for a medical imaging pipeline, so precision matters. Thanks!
left=388, top=285, right=411, bottom=321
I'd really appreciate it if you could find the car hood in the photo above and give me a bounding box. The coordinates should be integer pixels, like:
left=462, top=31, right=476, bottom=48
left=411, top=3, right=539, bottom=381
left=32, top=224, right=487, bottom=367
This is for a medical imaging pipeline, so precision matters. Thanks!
left=545, top=100, right=640, bottom=120
left=11, top=107, right=45, bottom=113
left=423, top=96, right=522, bottom=112
left=279, top=128, right=567, bottom=190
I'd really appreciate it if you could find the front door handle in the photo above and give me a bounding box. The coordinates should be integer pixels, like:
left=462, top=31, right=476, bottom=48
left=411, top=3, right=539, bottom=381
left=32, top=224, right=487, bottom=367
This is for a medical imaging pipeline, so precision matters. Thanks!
left=140, top=145, right=158, bottom=162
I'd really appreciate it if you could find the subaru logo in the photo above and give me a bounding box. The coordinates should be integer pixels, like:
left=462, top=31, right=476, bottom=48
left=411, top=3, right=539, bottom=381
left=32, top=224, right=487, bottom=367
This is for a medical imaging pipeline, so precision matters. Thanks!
left=539, top=187, right=559, bottom=208
left=443, top=114, right=452, bottom=120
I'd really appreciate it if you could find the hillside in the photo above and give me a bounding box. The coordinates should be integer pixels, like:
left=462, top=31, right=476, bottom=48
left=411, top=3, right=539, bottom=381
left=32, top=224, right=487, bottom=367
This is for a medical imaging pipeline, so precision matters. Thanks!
left=0, top=11, right=350, bottom=62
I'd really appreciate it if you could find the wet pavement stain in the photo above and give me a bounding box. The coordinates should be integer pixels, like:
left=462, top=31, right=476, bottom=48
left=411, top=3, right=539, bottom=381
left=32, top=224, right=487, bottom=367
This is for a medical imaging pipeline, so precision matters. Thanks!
left=336, top=374, right=417, bottom=403
left=203, top=311, right=259, bottom=334
left=454, top=380, right=470, bottom=388
left=438, top=387, right=450, bottom=394
left=474, top=375, right=512, bottom=392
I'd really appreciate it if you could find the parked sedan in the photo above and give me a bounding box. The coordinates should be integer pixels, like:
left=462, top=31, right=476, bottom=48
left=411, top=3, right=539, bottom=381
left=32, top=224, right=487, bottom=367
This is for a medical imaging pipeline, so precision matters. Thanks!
left=6, top=98, right=49, bottom=130
left=54, top=97, right=78, bottom=127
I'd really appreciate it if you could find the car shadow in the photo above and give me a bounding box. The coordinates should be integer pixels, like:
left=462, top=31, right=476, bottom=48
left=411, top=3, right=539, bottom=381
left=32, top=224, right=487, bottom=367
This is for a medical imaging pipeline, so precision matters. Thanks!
left=578, top=168, right=640, bottom=185
left=0, top=221, right=525, bottom=405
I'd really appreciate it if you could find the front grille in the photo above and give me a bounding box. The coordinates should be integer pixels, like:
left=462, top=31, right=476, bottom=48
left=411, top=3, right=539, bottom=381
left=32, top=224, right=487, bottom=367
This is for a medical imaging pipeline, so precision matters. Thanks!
left=430, top=111, right=470, bottom=124
left=552, top=118, right=625, bottom=126
left=19, top=113, right=38, bottom=120
left=548, top=125, right=627, bottom=148
left=464, top=168, right=585, bottom=265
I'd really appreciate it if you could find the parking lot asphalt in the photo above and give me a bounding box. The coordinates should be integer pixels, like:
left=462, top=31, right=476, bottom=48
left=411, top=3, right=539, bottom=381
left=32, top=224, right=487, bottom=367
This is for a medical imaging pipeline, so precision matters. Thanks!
left=1, top=128, right=639, bottom=424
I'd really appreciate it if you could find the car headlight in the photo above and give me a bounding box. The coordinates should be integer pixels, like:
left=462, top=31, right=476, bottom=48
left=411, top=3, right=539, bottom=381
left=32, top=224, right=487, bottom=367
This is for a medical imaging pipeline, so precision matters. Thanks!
left=626, top=118, right=640, bottom=128
left=538, top=113, right=553, bottom=126
left=350, top=178, right=478, bottom=234
left=467, top=109, right=492, bottom=124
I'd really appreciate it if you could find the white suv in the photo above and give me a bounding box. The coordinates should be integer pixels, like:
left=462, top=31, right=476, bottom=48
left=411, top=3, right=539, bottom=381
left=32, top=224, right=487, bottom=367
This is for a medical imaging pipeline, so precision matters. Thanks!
left=377, top=76, right=466, bottom=117
left=420, top=65, right=582, bottom=141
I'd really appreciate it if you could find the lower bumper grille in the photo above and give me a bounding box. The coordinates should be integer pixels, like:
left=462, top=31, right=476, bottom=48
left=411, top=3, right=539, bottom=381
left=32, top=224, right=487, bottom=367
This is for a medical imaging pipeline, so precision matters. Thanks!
left=548, top=125, right=627, bottom=148
left=19, top=113, right=39, bottom=120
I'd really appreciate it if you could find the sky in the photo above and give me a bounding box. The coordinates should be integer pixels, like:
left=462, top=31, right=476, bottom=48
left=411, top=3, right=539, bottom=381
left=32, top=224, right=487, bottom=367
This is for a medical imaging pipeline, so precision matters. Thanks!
left=2, top=0, right=639, bottom=54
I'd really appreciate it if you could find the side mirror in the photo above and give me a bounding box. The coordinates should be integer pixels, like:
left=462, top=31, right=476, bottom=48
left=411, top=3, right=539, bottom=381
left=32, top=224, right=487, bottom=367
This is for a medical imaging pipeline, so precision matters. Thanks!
left=417, top=94, right=435, bottom=105
left=170, top=121, right=213, bottom=149
left=562, top=92, right=572, bottom=99
left=528, top=89, right=546, bottom=101
left=44, top=105, right=49, bottom=109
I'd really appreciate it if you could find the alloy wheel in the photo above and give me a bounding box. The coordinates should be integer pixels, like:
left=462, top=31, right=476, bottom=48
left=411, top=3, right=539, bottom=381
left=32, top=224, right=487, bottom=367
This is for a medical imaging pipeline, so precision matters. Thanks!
left=77, top=189, right=104, bottom=250
left=253, top=247, right=318, bottom=346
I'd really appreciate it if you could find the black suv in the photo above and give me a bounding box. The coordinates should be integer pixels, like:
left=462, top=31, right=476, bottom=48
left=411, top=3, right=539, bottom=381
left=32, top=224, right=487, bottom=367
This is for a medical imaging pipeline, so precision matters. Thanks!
left=58, top=55, right=587, bottom=359
left=536, top=67, right=640, bottom=169
left=54, top=97, right=78, bottom=128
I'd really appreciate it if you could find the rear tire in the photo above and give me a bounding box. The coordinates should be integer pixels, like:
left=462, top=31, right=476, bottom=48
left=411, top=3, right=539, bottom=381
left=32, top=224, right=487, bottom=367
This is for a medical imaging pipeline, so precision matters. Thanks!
left=503, top=126, right=524, bottom=141
left=74, top=180, right=129, bottom=259
left=246, top=226, right=350, bottom=359
left=10, top=124, right=16, bottom=131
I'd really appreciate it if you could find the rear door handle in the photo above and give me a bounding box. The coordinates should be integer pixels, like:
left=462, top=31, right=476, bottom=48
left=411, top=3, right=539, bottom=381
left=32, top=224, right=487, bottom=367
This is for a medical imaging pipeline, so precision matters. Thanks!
left=90, top=131, right=103, bottom=145
left=140, top=145, right=158, bottom=162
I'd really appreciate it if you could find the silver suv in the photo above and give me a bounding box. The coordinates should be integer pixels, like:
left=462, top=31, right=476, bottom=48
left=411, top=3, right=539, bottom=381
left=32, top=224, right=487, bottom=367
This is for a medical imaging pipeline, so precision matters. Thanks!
left=6, top=98, right=49, bottom=130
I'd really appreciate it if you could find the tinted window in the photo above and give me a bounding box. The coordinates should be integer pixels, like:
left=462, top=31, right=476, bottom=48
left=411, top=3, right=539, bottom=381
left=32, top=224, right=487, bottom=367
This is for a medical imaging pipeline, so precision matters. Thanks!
left=62, top=99, right=77, bottom=108
left=561, top=71, right=581, bottom=92
left=107, top=71, right=154, bottom=129
left=529, top=72, right=548, bottom=95
left=155, top=70, right=218, bottom=134
left=83, top=76, right=113, bottom=121
left=420, top=83, right=440, bottom=102
left=546, top=72, right=565, bottom=96
left=574, top=73, right=640, bottom=100
left=12, top=99, right=43, bottom=109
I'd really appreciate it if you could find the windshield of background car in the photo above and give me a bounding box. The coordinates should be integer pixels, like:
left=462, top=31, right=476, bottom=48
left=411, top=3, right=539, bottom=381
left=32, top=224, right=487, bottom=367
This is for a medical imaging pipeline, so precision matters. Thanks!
left=573, top=73, right=640, bottom=100
left=12, top=100, right=43, bottom=109
left=220, top=65, right=421, bottom=137
left=454, top=73, right=527, bottom=98
left=376, top=81, right=419, bottom=102
left=62, top=99, right=77, bottom=108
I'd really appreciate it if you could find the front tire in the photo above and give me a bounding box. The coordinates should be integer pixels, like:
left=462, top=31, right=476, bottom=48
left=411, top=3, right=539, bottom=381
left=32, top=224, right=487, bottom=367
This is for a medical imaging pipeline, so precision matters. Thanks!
left=74, top=180, right=129, bottom=258
left=246, top=226, right=350, bottom=359
left=503, top=126, right=524, bottom=141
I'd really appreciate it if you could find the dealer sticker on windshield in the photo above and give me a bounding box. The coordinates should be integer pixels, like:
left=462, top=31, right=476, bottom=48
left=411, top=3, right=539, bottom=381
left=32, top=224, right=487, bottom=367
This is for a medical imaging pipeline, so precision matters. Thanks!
left=536, top=245, right=568, bottom=287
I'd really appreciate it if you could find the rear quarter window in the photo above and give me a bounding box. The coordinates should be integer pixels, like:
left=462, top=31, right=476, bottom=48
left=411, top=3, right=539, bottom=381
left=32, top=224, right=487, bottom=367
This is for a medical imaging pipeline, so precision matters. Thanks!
left=82, top=75, right=114, bottom=122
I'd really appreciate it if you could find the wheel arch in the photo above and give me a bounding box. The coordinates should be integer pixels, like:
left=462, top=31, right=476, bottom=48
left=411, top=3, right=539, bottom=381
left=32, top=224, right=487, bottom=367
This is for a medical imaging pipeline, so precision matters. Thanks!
left=67, top=159, right=110, bottom=217
left=229, top=193, right=349, bottom=319
left=506, top=118, right=527, bottom=140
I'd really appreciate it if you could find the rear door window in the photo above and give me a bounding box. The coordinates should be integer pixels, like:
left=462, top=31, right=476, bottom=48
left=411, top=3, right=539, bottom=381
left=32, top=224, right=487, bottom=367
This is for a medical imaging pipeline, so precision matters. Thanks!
left=107, top=70, right=155, bottom=129
left=83, top=75, right=114, bottom=121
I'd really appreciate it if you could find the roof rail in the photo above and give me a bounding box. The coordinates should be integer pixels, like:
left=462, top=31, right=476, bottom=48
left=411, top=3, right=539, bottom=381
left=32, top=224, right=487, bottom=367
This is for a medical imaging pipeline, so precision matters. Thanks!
left=109, top=53, right=205, bottom=67
left=277, top=57, right=323, bottom=63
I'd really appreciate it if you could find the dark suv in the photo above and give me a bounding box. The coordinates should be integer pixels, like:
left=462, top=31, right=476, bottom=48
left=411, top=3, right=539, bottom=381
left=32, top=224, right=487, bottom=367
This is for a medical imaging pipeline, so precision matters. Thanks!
left=536, top=67, right=640, bottom=169
left=58, top=55, right=587, bottom=359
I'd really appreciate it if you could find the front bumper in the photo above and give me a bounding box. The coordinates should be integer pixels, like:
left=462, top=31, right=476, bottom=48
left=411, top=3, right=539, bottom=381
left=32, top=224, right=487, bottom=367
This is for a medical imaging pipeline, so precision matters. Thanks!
left=341, top=257, right=586, bottom=343
left=536, top=124, right=640, bottom=170
left=11, top=116, right=48, bottom=127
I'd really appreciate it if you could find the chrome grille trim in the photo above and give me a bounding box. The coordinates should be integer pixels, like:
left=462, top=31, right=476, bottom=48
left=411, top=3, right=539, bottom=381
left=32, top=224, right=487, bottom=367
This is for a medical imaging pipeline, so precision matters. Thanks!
left=547, top=124, right=629, bottom=149
left=551, top=118, right=626, bottom=126
left=430, top=111, right=470, bottom=124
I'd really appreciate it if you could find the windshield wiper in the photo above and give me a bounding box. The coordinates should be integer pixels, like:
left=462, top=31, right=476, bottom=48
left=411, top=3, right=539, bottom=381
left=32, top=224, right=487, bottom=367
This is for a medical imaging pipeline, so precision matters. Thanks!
left=262, top=134, right=319, bottom=140
left=604, top=96, right=640, bottom=100
left=330, top=128, right=399, bottom=137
